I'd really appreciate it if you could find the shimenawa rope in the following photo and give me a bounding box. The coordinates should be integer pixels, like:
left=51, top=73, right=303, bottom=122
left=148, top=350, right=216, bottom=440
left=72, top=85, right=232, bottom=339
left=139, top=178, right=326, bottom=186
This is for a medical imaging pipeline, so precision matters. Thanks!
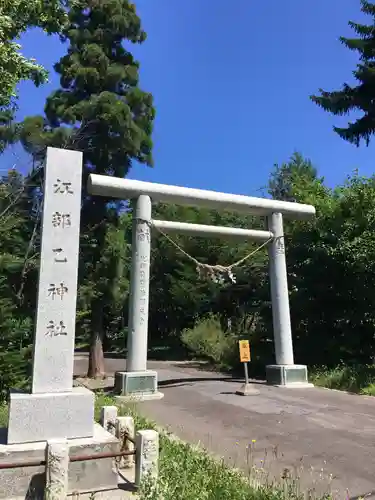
left=137, top=218, right=274, bottom=284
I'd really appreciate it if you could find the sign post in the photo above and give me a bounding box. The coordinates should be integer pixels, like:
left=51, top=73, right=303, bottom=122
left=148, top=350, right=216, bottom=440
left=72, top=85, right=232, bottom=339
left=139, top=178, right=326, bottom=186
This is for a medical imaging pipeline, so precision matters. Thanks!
left=236, top=340, right=260, bottom=396
left=239, top=340, right=251, bottom=377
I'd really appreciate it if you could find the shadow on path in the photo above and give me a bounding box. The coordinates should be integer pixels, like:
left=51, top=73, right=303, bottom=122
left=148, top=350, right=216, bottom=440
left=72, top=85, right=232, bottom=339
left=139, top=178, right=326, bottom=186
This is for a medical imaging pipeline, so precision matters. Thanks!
left=75, top=374, right=264, bottom=393
left=171, top=361, right=223, bottom=371
left=158, top=376, right=263, bottom=388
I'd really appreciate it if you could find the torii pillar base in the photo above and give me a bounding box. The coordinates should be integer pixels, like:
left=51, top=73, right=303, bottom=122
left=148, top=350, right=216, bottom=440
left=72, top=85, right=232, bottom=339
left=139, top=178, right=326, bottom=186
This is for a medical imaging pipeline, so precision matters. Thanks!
left=266, top=364, right=314, bottom=388
left=114, top=371, right=164, bottom=402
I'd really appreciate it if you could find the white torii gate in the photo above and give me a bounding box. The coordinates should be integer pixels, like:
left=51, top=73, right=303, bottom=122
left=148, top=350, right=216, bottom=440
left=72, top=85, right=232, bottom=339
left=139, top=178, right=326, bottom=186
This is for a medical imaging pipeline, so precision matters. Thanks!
left=88, top=175, right=316, bottom=399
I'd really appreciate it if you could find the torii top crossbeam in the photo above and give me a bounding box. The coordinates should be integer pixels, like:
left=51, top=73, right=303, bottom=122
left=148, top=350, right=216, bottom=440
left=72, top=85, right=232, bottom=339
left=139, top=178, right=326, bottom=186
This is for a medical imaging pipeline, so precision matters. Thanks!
left=88, top=175, right=316, bottom=219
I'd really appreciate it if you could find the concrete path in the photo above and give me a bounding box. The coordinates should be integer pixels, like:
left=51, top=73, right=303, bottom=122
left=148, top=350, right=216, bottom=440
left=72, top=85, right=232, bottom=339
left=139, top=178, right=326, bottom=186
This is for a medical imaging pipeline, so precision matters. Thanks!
left=74, top=355, right=375, bottom=500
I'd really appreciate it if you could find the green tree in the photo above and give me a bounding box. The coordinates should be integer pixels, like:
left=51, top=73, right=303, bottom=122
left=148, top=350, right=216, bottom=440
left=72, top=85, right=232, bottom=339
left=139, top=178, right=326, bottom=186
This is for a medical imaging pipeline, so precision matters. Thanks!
left=20, top=0, right=155, bottom=377
left=268, top=154, right=375, bottom=367
left=0, top=0, right=68, bottom=154
left=311, top=0, right=375, bottom=146
left=269, top=152, right=320, bottom=202
left=290, top=174, right=375, bottom=366
left=77, top=210, right=131, bottom=354
left=0, top=0, right=66, bottom=109
left=0, top=168, right=40, bottom=401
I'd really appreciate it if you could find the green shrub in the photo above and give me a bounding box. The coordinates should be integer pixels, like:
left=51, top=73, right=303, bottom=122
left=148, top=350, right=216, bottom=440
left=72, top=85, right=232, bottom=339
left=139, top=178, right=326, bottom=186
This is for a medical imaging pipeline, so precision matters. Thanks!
left=360, top=383, right=375, bottom=396
left=181, top=316, right=238, bottom=369
left=310, top=365, right=375, bottom=394
left=180, top=315, right=272, bottom=379
left=0, top=348, right=31, bottom=402
left=0, top=404, right=8, bottom=427
left=0, top=314, right=33, bottom=403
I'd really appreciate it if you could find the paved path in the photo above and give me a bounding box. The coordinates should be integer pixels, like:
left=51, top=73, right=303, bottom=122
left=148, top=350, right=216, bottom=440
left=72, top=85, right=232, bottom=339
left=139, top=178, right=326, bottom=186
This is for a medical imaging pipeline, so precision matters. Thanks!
left=74, top=355, right=375, bottom=499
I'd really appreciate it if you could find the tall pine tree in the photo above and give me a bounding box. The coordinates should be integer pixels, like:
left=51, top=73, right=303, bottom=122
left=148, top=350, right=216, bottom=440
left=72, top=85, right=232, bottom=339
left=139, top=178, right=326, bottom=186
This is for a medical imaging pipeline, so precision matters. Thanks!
left=311, top=0, right=375, bottom=146
left=268, top=152, right=319, bottom=202
left=21, top=0, right=155, bottom=377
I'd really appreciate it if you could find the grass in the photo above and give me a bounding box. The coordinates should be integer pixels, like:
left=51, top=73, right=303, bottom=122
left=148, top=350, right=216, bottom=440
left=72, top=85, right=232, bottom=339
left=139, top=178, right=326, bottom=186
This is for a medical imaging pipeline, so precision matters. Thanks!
left=309, top=364, right=375, bottom=395
left=140, top=438, right=306, bottom=500
left=95, top=393, right=332, bottom=500
left=0, top=390, right=340, bottom=499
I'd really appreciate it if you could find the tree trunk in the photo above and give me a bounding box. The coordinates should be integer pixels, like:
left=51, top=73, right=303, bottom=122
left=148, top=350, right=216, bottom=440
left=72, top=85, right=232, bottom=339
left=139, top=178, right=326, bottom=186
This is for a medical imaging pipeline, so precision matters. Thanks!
left=87, top=300, right=105, bottom=378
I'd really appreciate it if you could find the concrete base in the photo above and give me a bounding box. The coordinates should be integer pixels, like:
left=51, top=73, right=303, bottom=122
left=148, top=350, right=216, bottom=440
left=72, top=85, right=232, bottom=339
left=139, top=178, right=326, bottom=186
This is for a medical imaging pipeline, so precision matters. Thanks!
left=235, top=383, right=260, bottom=396
left=266, top=364, right=314, bottom=387
left=7, top=386, right=95, bottom=444
left=115, top=391, right=164, bottom=403
left=273, top=382, right=314, bottom=388
left=115, top=370, right=163, bottom=400
left=0, top=423, right=119, bottom=499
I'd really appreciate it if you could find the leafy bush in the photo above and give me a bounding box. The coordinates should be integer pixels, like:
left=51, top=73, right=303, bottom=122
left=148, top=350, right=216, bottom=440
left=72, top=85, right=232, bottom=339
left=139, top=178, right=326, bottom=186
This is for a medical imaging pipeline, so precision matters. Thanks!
left=0, top=313, right=32, bottom=403
left=181, top=316, right=238, bottom=370
left=360, top=383, right=375, bottom=396
left=0, top=349, right=31, bottom=403
left=310, top=365, right=375, bottom=394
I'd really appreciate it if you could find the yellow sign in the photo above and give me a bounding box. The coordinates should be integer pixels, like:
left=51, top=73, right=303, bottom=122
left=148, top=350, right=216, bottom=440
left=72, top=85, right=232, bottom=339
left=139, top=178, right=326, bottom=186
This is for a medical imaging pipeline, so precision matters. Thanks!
left=239, top=340, right=251, bottom=363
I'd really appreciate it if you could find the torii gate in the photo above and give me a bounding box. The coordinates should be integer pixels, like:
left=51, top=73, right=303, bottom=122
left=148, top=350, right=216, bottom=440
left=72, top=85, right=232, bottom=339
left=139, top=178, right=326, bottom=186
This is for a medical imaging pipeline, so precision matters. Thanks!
left=88, top=175, right=316, bottom=399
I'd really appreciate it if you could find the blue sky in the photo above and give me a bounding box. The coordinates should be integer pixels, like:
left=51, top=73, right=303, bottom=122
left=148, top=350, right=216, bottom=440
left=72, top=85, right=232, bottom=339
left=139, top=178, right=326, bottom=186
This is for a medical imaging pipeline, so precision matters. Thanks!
left=3, top=0, right=374, bottom=196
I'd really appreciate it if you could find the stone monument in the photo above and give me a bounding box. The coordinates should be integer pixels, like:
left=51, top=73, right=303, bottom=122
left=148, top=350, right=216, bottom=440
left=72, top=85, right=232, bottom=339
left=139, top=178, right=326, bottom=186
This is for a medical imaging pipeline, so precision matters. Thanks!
left=7, top=146, right=94, bottom=444
left=0, top=148, right=119, bottom=499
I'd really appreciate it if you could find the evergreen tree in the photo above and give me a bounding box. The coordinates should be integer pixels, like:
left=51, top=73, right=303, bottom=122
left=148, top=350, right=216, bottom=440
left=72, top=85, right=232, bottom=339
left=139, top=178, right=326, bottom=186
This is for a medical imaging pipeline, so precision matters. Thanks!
left=268, top=152, right=330, bottom=211
left=311, top=0, right=375, bottom=146
left=21, top=0, right=155, bottom=377
left=0, top=169, right=39, bottom=400
left=268, top=152, right=319, bottom=202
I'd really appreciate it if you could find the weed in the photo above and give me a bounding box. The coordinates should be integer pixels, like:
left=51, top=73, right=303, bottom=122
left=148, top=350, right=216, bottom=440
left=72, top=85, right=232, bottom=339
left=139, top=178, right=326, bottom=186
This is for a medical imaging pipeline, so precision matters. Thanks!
left=96, top=393, right=332, bottom=500
left=309, top=365, right=375, bottom=394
